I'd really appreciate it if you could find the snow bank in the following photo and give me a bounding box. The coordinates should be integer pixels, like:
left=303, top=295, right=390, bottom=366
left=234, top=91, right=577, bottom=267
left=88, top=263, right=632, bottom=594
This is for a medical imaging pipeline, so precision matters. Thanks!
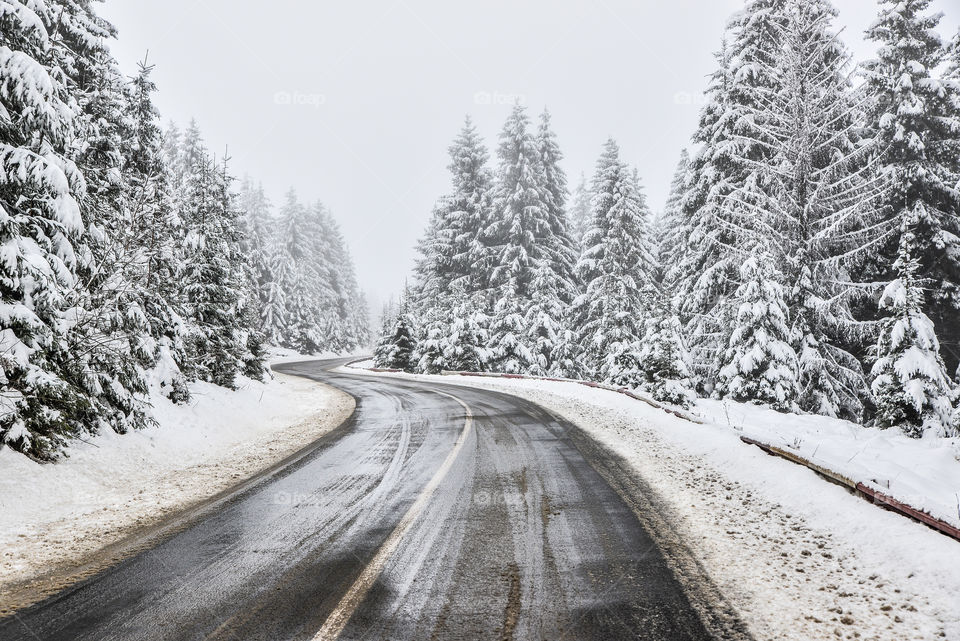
left=696, top=399, right=960, bottom=530
left=342, top=366, right=960, bottom=640
left=0, top=356, right=354, bottom=597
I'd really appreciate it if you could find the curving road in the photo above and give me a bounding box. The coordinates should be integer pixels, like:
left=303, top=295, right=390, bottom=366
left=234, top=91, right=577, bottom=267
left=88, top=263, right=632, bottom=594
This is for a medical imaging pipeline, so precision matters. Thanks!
left=0, top=358, right=746, bottom=641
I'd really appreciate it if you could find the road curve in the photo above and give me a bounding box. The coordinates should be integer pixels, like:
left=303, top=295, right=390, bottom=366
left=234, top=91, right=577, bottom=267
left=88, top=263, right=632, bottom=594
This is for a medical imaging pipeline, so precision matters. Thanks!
left=0, top=358, right=745, bottom=641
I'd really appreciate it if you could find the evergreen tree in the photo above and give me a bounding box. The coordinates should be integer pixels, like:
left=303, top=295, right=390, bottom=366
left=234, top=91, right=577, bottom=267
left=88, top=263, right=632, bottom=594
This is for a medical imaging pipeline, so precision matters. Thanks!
left=179, top=148, right=244, bottom=388
left=0, top=0, right=91, bottom=457
left=655, top=149, right=690, bottom=279
left=572, top=140, right=657, bottom=386
left=124, top=57, right=188, bottom=402
left=412, top=117, right=492, bottom=307
left=715, top=252, right=799, bottom=411
left=485, top=105, right=547, bottom=301
left=733, top=0, right=882, bottom=419
left=871, top=209, right=956, bottom=437
left=483, top=105, right=577, bottom=373
left=487, top=287, right=533, bottom=375
left=535, top=109, right=578, bottom=307
left=374, top=302, right=417, bottom=372
left=442, top=288, right=488, bottom=372
left=316, top=207, right=368, bottom=351
left=445, top=116, right=494, bottom=293
left=483, top=105, right=546, bottom=372
left=524, top=261, right=567, bottom=376
left=567, top=173, right=592, bottom=249
left=863, top=0, right=960, bottom=375
left=415, top=291, right=451, bottom=374
left=269, top=192, right=320, bottom=353
left=238, top=178, right=274, bottom=321
left=637, top=314, right=696, bottom=408
left=52, top=0, right=157, bottom=442
left=668, top=38, right=746, bottom=390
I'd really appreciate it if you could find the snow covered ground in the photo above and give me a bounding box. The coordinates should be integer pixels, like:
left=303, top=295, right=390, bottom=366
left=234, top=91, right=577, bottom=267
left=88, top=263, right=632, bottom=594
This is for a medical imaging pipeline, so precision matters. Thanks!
left=0, top=353, right=353, bottom=597
left=697, top=399, right=960, bottom=530
left=343, top=365, right=960, bottom=641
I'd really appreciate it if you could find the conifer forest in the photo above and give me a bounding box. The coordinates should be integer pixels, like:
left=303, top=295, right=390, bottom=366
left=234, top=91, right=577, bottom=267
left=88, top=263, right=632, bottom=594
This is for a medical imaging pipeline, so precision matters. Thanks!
left=3, top=2, right=960, bottom=639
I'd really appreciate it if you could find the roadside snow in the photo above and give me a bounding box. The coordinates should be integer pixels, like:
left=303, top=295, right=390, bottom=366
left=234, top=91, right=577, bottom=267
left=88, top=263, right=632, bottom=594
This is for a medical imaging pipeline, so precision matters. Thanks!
left=697, top=399, right=960, bottom=530
left=0, top=356, right=354, bottom=597
left=342, top=366, right=960, bottom=641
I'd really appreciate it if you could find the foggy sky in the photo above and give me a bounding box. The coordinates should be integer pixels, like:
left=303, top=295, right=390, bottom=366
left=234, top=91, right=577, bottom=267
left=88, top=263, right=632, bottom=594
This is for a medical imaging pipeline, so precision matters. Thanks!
left=100, top=0, right=960, bottom=313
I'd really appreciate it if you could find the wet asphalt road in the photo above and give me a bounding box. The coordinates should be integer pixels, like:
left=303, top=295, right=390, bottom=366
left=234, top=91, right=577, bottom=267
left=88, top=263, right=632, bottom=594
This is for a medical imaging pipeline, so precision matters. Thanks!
left=0, top=359, right=732, bottom=640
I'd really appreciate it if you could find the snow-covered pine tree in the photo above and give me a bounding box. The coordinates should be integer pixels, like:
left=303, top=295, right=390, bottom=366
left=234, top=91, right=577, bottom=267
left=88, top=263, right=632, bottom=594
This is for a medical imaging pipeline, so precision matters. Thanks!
left=442, top=287, right=488, bottom=372
left=238, top=178, right=273, bottom=323
left=374, top=300, right=417, bottom=372
left=671, top=1, right=796, bottom=393
left=735, top=0, right=883, bottom=420
left=260, top=193, right=291, bottom=347
left=372, top=300, right=398, bottom=367
left=415, top=289, right=451, bottom=374
left=410, top=202, right=450, bottom=320
left=487, top=286, right=533, bottom=375
left=567, top=173, right=592, bottom=250
left=179, top=147, right=244, bottom=388
left=871, top=207, right=956, bottom=437
left=571, top=139, right=657, bottom=386
left=235, top=179, right=273, bottom=378
left=445, top=116, right=494, bottom=294
left=528, top=109, right=579, bottom=374
left=47, top=0, right=158, bottom=440
left=124, top=56, right=189, bottom=402
left=268, top=192, right=321, bottom=353
left=484, top=105, right=546, bottom=373
left=524, top=260, right=567, bottom=376
left=408, top=117, right=492, bottom=368
left=535, top=109, right=578, bottom=307
left=316, top=206, right=368, bottom=351
left=483, top=105, right=576, bottom=374
left=637, top=314, right=696, bottom=408
left=0, top=0, right=92, bottom=457
left=863, top=0, right=960, bottom=376
left=655, top=149, right=690, bottom=281
left=715, top=251, right=799, bottom=411
left=668, top=39, right=746, bottom=391
left=411, top=117, right=492, bottom=307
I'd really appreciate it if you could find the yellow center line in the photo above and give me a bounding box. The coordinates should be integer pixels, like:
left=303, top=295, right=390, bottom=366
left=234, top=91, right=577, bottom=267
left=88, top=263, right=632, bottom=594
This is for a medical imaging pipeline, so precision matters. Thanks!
left=311, top=390, right=474, bottom=641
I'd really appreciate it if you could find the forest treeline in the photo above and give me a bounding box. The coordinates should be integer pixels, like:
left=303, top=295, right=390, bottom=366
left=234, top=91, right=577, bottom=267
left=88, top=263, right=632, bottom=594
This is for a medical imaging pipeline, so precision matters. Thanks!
left=0, top=1, right=367, bottom=459
left=376, top=0, right=960, bottom=438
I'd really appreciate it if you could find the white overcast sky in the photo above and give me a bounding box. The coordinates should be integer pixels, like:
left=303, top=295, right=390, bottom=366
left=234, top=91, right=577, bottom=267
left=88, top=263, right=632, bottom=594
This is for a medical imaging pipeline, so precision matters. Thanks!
left=100, top=0, right=959, bottom=311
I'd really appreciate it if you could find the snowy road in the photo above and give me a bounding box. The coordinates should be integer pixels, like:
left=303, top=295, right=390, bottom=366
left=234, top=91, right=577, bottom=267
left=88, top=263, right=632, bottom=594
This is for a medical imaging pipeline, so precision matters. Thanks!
left=0, top=359, right=746, bottom=640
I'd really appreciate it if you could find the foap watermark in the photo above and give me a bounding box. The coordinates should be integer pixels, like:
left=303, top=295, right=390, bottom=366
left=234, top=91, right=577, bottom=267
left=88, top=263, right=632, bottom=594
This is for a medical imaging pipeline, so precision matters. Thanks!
left=673, top=91, right=708, bottom=107
left=272, top=490, right=326, bottom=507
left=473, top=490, right=528, bottom=508
left=473, top=90, right=527, bottom=106
left=273, top=90, right=326, bottom=109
